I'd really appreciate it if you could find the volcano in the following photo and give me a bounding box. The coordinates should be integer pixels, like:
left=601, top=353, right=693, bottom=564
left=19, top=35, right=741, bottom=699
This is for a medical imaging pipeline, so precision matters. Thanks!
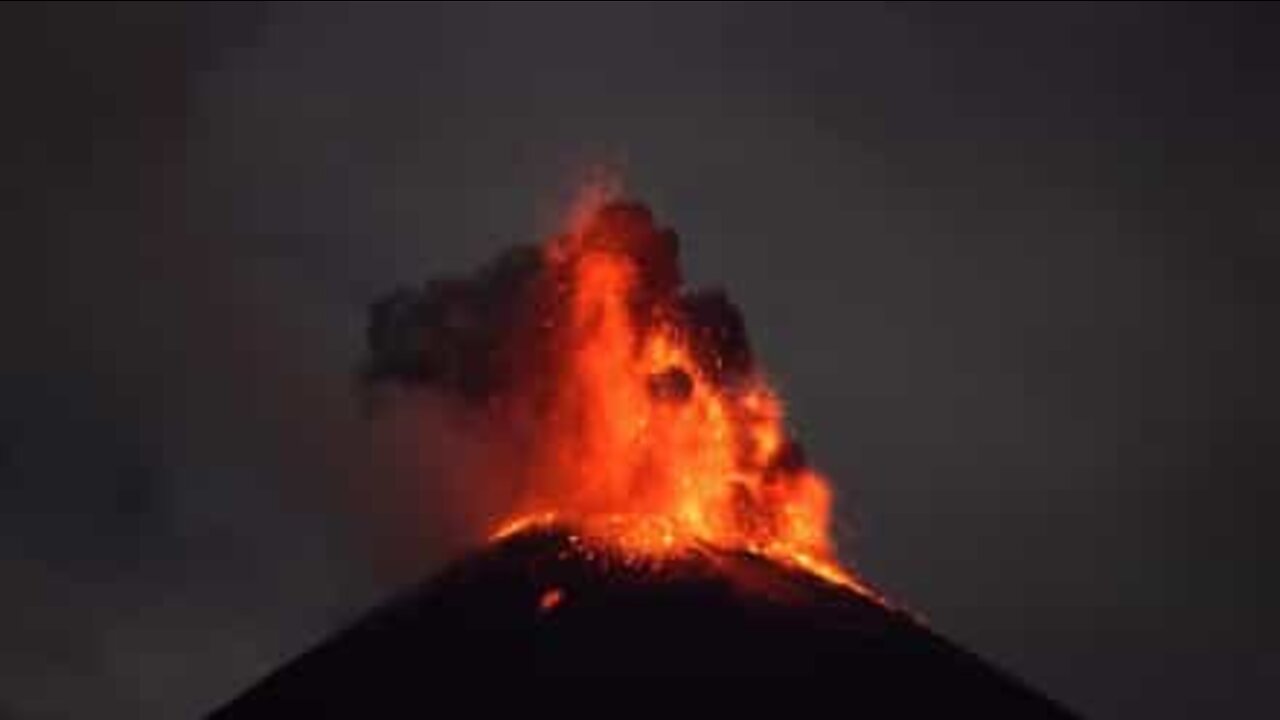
left=210, top=523, right=1075, bottom=716
left=212, top=196, right=1077, bottom=715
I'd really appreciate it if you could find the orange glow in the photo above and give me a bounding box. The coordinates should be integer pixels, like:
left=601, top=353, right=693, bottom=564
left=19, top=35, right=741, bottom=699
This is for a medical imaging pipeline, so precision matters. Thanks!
left=538, top=587, right=566, bottom=613
left=486, top=191, right=869, bottom=595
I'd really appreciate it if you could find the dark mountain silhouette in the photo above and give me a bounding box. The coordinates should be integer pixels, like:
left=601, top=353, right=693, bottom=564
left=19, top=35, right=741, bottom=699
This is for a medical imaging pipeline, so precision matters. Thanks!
left=210, top=524, right=1076, bottom=716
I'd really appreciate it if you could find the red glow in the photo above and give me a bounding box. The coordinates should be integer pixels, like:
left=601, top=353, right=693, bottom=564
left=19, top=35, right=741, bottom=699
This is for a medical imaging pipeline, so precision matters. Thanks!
left=538, top=588, right=566, bottom=613
left=485, top=190, right=868, bottom=595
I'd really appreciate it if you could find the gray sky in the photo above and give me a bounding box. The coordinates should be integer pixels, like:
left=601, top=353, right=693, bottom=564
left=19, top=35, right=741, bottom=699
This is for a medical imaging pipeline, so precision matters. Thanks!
left=2, top=3, right=1276, bottom=718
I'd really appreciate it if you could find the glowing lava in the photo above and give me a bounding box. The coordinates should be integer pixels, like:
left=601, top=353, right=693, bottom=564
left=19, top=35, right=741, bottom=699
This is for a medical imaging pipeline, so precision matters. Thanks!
left=486, top=194, right=867, bottom=595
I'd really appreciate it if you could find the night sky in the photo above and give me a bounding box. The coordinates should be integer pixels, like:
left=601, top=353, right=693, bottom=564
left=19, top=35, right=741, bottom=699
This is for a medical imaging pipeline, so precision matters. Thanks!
left=2, top=3, right=1276, bottom=718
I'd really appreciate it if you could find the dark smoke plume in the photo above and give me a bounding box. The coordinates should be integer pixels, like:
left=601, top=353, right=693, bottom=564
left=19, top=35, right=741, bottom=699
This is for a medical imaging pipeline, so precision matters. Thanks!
left=355, top=201, right=812, bottom=558
left=361, top=202, right=755, bottom=399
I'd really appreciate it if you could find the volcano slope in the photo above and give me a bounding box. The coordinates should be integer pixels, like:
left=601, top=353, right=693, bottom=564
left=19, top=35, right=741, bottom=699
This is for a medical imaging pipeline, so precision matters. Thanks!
left=210, top=524, right=1077, bottom=717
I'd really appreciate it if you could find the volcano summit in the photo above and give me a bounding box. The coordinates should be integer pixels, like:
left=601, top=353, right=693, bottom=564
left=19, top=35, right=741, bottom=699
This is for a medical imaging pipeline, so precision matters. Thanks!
left=212, top=523, right=1075, bottom=715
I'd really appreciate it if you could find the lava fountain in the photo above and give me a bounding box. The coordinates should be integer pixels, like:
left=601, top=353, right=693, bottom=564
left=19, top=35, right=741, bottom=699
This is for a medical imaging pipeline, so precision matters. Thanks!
left=366, top=194, right=865, bottom=594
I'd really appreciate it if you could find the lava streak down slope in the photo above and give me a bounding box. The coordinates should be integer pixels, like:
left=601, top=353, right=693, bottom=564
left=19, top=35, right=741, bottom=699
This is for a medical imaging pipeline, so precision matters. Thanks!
left=210, top=525, right=1077, bottom=716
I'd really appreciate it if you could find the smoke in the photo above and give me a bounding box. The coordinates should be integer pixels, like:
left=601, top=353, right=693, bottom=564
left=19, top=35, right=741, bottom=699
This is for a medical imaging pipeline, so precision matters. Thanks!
left=355, top=200, right=825, bottom=562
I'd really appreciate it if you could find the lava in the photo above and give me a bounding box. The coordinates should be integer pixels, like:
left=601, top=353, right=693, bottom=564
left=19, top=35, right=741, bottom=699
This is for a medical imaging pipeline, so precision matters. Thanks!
left=362, top=188, right=870, bottom=595
left=486, top=193, right=865, bottom=594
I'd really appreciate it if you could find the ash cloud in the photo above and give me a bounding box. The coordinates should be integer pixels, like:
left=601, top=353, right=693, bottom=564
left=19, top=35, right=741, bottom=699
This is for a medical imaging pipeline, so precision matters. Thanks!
left=355, top=201, right=811, bottom=554
left=361, top=202, right=755, bottom=399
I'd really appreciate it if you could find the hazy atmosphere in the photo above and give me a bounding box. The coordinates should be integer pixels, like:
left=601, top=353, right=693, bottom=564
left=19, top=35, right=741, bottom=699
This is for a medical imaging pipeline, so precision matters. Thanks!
left=2, top=3, right=1276, bottom=717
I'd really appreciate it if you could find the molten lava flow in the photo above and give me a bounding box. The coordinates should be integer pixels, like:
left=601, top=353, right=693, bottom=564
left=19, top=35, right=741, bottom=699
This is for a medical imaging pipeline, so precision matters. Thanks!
left=485, top=196, right=867, bottom=594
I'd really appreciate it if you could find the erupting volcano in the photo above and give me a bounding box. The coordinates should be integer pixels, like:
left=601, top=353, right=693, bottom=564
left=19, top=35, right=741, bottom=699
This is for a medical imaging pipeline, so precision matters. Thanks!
left=212, top=194, right=1076, bottom=715
left=364, top=194, right=863, bottom=591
